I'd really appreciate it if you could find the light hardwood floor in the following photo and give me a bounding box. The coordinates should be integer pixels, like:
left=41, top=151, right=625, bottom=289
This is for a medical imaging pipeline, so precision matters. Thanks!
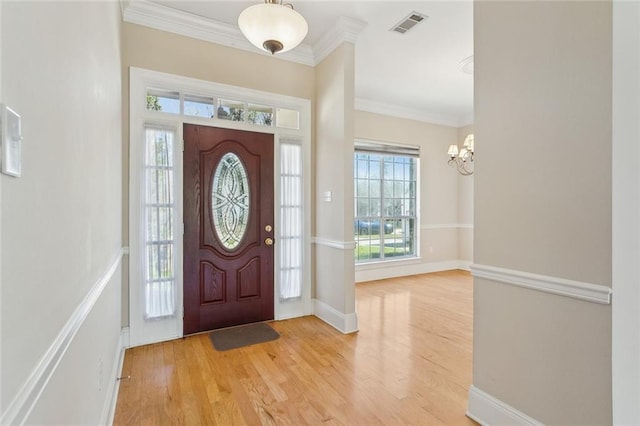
left=114, top=270, right=475, bottom=425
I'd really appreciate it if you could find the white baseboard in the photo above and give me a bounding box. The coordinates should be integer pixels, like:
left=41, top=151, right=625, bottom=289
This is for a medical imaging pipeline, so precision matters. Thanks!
left=458, top=260, right=472, bottom=271
left=313, top=299, right=359, bottom=334
left=467, top=385, right=543, bottom=426
left=0, top=248, right=125, bottom=426
left=356, top=259, right=469, bottom=282
left=102, top=328, right=129, bottom=426
left=121, top=327, right=130, bottom=349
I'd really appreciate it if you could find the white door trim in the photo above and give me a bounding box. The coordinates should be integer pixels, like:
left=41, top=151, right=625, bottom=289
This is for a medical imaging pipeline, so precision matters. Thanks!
left=129, top=67, right=312, bottom=347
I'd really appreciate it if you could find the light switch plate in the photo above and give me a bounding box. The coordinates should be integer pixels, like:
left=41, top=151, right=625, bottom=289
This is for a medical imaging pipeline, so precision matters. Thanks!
left=1, top=103, right=22, bottom=177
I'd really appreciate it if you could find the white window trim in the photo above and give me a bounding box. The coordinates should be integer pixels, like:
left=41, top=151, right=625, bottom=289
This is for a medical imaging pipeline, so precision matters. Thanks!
left=353, top=140, right=421, bottom=265
left=129, top=67, right=312, bottom=347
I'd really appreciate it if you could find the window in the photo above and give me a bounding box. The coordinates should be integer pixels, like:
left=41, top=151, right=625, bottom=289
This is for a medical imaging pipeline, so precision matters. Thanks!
left=146, top=89, right=180, bottom=114
left=217, top=98, right=244, bottom=121
left=276, top=108, right=299, bottom=129
left=279, top=141, right=303, bottom=300
left=211, top=153, right=250, bottom=250
left=248, top=104, right=274, bottom=126
left=145, top=87, right=298, bottom=130
left=143, top=124, right=176, bottom=318
left=184, top=94, right=214, bottom=118
left=354, top=145, right=418, bottom=263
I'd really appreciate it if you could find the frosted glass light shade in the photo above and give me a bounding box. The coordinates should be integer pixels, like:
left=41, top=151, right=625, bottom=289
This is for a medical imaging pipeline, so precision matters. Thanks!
left=448, top=144, right=459, bottom=156
left=463, top=134, right=474, bottom=151
left=238, top=3, right=308, bottom=54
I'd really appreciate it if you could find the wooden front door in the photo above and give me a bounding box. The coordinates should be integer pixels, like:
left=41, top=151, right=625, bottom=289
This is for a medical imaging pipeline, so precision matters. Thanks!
left=183, top=124, right=274, bottom=335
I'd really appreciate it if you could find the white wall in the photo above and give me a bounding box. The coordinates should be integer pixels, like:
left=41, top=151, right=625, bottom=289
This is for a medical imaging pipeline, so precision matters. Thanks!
left=354, top=110, right=467, bottom=282
left=0, top=0, right=3, bottom=413
left=612, top=0, right=640, bottom=422
left=0, top=1, right=123, bottom=423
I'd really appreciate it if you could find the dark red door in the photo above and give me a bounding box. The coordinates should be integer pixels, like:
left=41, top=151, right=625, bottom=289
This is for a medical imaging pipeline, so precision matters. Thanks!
left=183, top=124, right=274, bottom=335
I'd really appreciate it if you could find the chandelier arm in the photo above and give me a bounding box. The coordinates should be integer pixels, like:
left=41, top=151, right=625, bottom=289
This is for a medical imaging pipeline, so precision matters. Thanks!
left=459, top=164, right=473, bottom=176
left=448, top=157, right=474, bottom=176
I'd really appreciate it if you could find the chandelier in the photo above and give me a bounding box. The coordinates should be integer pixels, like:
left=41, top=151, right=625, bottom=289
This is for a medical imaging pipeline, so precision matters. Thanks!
left=447, top=134, right=474, bottom=176
left=238, top=0, right=308, bottom=55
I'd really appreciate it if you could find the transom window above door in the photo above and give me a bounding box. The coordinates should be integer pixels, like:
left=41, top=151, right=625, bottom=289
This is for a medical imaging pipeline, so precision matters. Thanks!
left=146, top=88, right=300, bottom=130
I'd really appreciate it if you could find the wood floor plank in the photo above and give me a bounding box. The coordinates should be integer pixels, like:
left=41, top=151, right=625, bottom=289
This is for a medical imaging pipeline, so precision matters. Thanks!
left=114, top=270, right=476, bottom=425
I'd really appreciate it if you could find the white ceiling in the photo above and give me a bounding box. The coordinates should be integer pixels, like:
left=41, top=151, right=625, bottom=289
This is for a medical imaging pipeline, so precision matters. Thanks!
left=146, top=1, right=474, bottom=126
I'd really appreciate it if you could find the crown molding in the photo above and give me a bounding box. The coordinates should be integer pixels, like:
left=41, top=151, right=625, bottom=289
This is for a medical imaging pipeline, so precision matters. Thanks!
left=122, top=0, right=367, bottom=67
left=355, top=98, right=466, bottom=128
left=122, top=0, right=315, bottom=66
left=313, top=16, right=367, bottom=64
left=122, top=1, right=467, bottom=121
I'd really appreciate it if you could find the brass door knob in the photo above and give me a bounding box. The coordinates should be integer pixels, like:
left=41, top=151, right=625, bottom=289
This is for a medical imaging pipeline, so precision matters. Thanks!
left=265, top=237, right=274, bottom=246
left=265, top=225, right=273, bottom=232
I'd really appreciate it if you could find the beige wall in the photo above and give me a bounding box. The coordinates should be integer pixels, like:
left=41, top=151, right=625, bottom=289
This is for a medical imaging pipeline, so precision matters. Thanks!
left=121, top=22, right=316, bottom=241
left=1, top=1, right=123, bottom=422
left=120, top=22, right=316, bottom=326
left=314, top=43, right=356, bottom=319
left=354, top=110, right=463, bottom=281
left=473, top=1, right=612, bottom=423
left=121, top=23, right=477, bottom=327
left=457, top=124, right=473, bottom=262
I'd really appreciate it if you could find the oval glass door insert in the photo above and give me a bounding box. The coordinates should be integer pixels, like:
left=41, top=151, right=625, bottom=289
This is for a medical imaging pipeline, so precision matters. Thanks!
left=211, top=152, right=250, bottom=250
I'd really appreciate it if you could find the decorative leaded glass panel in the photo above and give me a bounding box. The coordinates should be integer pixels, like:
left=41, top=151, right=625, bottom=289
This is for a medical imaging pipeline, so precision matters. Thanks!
left=212, top=153, right=250, bottom=250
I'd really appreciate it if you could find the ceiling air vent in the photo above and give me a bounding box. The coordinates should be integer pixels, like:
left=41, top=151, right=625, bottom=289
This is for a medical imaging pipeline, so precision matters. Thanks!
left=390, top=12, right=428, bottom=34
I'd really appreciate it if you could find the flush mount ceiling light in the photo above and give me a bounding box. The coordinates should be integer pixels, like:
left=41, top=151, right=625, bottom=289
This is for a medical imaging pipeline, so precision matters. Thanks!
left=238, top=0, right=308, bottom=55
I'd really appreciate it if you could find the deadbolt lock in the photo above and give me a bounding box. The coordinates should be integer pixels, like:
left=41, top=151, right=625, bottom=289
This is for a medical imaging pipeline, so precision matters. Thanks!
left=265, top=225, right=273, bottom=232
left=265, top=237, right=274, bottom=246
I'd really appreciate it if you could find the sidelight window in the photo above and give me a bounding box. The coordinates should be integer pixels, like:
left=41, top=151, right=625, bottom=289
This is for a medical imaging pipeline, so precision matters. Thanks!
left=279, top=141, right=303, bottom=300
left=143, top=124, right=177, bottom=318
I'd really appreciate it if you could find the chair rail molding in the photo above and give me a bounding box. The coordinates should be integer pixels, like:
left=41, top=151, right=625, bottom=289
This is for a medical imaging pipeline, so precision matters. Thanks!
left=1, top=248, right=125, bottom=426
left=471, top=264, right=612, bottom=304
left=312, top=237, right=356, bottom=250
